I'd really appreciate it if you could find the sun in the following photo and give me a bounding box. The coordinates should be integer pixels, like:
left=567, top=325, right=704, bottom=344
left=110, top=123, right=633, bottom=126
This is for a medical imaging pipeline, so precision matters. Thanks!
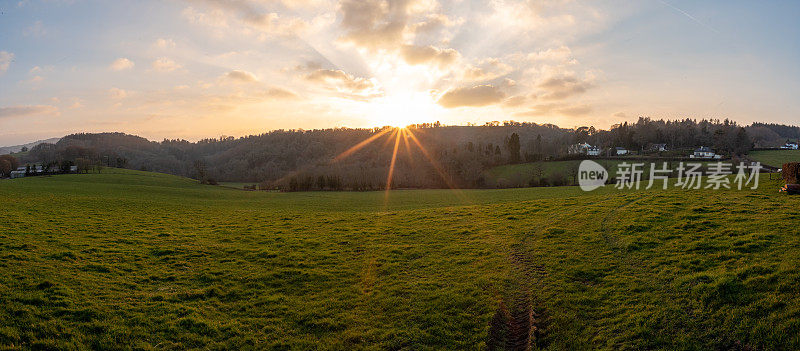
left=368, top=92, right=443, bottom=128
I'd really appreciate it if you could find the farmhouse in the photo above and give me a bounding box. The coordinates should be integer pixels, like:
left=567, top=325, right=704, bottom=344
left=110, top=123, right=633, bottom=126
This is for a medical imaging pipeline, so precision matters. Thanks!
left=781, top=142, right=799, bottom=150
left=614, top=147, right=629, bottom=156
left=690, top=146, right=722, bottom=159
left=10, top=167, right=26, bottom=179
left=569, top=142, right=601, bottom=156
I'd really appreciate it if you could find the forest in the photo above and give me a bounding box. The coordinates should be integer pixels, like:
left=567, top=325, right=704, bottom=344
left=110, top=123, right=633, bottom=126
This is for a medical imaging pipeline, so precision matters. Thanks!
left=13, top=118, right=799, bottom=190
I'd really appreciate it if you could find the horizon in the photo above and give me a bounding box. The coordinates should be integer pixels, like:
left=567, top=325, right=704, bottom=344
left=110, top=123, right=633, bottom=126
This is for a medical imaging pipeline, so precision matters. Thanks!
left=2, top=1, right=800, bottom=145
left=3, top=116, right=798, bottom=148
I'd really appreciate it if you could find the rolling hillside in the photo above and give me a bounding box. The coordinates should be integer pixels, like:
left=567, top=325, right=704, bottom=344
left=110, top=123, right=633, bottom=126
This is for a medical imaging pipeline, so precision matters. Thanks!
left=0, top=170, right=798, bottom=349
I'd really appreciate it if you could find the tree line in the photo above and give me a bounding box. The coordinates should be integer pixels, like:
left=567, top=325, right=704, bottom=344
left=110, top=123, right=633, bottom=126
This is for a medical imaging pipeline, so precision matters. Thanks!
left=11, top=118, right=798, bottom=189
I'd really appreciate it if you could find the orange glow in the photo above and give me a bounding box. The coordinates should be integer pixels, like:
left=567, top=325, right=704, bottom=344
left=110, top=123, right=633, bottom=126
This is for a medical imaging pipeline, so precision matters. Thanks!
left=385, top=128, right=402, bottom=193
left=333, top=127, right=393, bottom=162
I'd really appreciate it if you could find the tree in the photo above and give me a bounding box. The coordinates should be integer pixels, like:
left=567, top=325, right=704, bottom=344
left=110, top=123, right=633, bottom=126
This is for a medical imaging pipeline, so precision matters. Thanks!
left=506, top=133, right=521, bottom=164
left=733, top=127, right=752, bottom=156
left=76, top=158, right=93, bottom=173
left=0, top=155, right=20, bottom=177
left=193, top=160, right=208, bottom=183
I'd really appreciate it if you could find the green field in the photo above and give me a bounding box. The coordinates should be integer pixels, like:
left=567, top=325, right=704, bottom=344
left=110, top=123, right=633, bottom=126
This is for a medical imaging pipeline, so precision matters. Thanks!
left=486, top=160, right=709, bottom=187
left=1, top=169, right=799, bottom=349
left=749, top=149, right=800, bottom=167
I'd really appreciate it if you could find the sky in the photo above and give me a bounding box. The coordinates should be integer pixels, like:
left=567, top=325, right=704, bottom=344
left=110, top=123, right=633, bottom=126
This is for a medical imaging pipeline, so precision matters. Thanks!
left=1, top=0, right=799, bottom=145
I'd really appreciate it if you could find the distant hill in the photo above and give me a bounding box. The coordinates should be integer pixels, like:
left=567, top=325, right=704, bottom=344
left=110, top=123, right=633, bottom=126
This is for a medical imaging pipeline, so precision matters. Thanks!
left=0, top=137, right=61, bottom=155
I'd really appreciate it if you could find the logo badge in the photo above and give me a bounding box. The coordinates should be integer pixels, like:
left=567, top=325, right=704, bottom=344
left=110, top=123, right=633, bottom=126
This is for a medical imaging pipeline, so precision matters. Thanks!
left=578, top=160, right=608, bottom=191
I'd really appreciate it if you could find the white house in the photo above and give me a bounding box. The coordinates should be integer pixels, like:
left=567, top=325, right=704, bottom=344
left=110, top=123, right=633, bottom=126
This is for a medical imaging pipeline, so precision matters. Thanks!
left=569, top=142, right=600, bottom=156
left=614, top=147, right=629, bottom=156
left=690, top=146, right=722, bottom=159
left=781, top=142, right=799, bottom=150
left=10, top=167, right=26, bottom=179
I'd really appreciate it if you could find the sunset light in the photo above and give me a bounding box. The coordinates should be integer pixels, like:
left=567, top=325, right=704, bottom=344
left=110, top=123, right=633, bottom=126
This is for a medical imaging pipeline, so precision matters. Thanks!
left=2, top=1, right=800, bottom=349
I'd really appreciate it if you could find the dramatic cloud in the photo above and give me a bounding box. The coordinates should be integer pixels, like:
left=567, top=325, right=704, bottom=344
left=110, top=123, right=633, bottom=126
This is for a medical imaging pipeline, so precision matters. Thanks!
left=110, top=58, right=134, bottom=71
left=223, top=70, right=258, bottom=83
left=438, top=85, right=506, bottom=108
left=0, top=105, right=58, bottom=119
left=151, top=57, right=182, bottom=72
left=0, top=51, right=13, bottom=75
left=338, top=0, right=435, bottom=49
left=400, top=45, right=460, bottom=68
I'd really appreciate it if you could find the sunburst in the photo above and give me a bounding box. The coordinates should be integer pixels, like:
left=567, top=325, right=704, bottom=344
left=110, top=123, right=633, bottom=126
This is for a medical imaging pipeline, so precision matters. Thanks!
left=332, top=126, right=467, bottom=203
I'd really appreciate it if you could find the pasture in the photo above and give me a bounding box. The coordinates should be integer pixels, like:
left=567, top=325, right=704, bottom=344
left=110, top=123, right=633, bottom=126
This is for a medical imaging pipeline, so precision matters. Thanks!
left=1, top=169, right=799, bottom=349
left=749, top=149, right=800, bottom=167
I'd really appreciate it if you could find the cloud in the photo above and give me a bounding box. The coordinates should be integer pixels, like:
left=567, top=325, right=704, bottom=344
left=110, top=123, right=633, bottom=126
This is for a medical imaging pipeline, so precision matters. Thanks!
left=462, top=58, right=514, bottom=82
left=110, top=58, right=135, bottom=71
left=183, top=6, right=229, bottom=27
left=413, top=13, right=458, bottom=34
left=528, top=46, right=575, bottom=63
left=260, top=87, right=298, bottom=99
left=23, top=20, right=46, bottom=37
left=306, top=69, right=381, bottom=99
left=0, top=51, right=14, bottom=75
left=438, top=85, right=506, bottom=108
left=151, top=57, right=182, bottom=72
left=154, top=38, right=176, bottom=49
left=182, top=1, right=309, bottom=36
left=504, top=95, right=528, bottom=107
left=338, top=0, right=433, bottom=50
left=537, top=75, right=593, bottom=100
left=29, top=65, right=53, bottom=74
left=0, top=105, right=59, bottom=119
left=109, top=87, right=127, bottom=99
left=222, top=69, right=258, bottom=83
left=400, top=45, right=460, bottom=68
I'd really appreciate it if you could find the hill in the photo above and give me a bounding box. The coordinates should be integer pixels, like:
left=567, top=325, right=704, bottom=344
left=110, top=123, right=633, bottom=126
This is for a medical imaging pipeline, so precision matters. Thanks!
left=1, top=170, right=799, bottom=349
left=16, top=118, right=793, bottom=189
left=0, top=137, right=60, bottom=155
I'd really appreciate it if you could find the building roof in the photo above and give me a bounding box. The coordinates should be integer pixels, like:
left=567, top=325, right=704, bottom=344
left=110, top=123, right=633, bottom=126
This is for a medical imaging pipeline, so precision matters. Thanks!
left=615, top=147, right=627, bottom=150
left=695, top=146, right=713, bottom=153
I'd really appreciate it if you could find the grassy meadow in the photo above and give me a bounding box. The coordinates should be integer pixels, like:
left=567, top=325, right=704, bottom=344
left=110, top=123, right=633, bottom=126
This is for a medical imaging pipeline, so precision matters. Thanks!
left=1, top=168, right=800, bottom=349
left=485, top=159, right=712, bottom=188
left=748, top=149, right=800, bottom=167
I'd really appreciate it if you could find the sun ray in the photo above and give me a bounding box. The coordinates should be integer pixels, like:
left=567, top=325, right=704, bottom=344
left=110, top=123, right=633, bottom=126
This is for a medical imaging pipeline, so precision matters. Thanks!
left=333, top=127, right=393, bottom=162
left=405, top=128, right=470, bottom=202
left=385, top=128, right=402, bottom=193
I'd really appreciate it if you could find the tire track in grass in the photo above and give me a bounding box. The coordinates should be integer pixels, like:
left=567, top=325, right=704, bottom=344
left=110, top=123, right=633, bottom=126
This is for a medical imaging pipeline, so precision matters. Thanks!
left=487, top=195, right=615, bottom=350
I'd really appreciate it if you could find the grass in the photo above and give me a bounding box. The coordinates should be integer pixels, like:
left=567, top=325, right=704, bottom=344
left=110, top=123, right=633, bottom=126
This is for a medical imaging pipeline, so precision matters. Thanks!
left=749, top=149, right=800, bottom=167
left=1, top=168, right=799, bottom=349
left=217, top=182, right=258, bottom=189
left=485, top=159, right=711, bottom=187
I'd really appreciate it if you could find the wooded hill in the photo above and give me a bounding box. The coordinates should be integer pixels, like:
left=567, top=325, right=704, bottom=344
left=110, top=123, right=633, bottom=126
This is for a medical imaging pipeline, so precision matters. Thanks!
left=15, top=118, right=799, bottom=189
